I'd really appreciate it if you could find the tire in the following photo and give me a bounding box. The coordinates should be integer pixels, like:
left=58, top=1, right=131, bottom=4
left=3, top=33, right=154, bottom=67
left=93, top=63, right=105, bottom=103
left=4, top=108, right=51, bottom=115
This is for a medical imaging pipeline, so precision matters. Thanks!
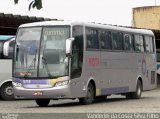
left=79, top=83, right=95, bottom=105
left=35, top=99, right=50, bottom=107
left=0, top=83, right=14, bottom=100
left=126, top=80, right=142, bottom=99
left=95, top=96, right=107, bottom=101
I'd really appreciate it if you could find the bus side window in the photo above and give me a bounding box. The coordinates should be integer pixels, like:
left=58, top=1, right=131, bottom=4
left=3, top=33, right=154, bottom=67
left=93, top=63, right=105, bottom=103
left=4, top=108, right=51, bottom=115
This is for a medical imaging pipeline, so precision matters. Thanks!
left=150, top=36, right=154, bottom=53
left=124, top=34, right=130, bottom=51
left=100, top=30, right=106, bottom=49
left=145, top=36, right=151, bottom=53
left=0, top=42, right=3, bottom=58
left=112, top=32, right=123, bottom=50
left=100, top=30, right=112, bottom=50
left=8, top=40, right=15, bottom=59
left=106, top=31, right=112, bottom=50
left=71, top=26, right=83, bottom=79
left=139, top=35, right=145, bottom=52
left=124, top=34, right=135, bottom=51
left=131, top=35, right=135, bottom=51
left=86, top=28, right=99, bottom=50
left=135, top=34, right=144, bottom=52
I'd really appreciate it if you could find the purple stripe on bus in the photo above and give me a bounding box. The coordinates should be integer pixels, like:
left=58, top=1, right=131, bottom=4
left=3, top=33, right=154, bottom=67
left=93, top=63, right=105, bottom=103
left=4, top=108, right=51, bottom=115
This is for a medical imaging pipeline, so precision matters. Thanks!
left=15, top=78, right=48, bottom=84
left=101, top=87, right=129, bottom=95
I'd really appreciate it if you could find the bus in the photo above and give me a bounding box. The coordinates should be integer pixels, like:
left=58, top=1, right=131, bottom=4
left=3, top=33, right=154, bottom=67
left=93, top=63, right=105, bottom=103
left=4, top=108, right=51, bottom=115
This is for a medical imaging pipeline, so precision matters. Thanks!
left=12, top=21, right=157, bottom=106
left=0, top=35, right=15, bottom=100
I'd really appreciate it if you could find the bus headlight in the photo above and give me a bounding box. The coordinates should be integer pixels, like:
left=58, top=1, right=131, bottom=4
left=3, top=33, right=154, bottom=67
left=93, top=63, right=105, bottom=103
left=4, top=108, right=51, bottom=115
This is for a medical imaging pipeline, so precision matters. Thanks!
left=12, top=82, right=22, bottom=87
left=54, top=80, right=69, bottom=87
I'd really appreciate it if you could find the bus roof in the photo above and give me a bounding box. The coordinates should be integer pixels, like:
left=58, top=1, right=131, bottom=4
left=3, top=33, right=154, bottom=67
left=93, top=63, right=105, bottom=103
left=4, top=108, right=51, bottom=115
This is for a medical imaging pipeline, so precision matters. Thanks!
left=0, top=35, right=15, bottom=41
left=19, top=21, right=154, bottom=35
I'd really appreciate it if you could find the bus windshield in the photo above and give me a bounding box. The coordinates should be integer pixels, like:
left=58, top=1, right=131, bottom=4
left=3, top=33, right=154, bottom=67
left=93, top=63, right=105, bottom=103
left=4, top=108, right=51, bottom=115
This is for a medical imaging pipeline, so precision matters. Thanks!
left=13, top=26, right=70, bottom=78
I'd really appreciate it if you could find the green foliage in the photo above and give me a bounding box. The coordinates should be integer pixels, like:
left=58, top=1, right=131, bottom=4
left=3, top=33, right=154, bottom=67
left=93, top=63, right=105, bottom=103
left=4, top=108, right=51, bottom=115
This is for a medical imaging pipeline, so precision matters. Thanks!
left=14, top=0, right=18, bottom=4
left=14, top=0, right=42, bottom=10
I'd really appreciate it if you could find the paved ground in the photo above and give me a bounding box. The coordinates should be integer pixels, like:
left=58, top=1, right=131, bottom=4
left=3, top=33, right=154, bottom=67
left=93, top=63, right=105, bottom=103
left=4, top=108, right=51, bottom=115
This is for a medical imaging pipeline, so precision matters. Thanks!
left=0, top=87, right=160, bottom=114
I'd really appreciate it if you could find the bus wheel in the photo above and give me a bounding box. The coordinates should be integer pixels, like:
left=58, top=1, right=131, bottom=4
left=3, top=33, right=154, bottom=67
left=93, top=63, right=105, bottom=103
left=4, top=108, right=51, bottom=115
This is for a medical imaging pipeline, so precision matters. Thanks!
left=79, top=83, right=95, bottom=105
left=95, top=96, right=107, bottom=101
left=0, top=82, right=14, bottom=100
left=126, top=80, right=142, bottom=99
left=35, top=99, right=50, bottom=107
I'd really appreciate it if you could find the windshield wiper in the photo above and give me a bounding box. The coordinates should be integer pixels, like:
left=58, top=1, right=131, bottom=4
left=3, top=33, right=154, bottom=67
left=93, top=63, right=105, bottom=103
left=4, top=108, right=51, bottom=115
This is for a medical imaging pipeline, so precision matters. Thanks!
left=42, top=57, right=54, bottom=78
left=23, top=58, right=36, bottom=78
left=24, top=50, right=37, bottom=78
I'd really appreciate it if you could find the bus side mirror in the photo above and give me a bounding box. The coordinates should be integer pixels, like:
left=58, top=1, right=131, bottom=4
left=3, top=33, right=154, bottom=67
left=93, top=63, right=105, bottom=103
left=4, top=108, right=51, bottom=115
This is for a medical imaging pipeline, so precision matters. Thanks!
left=3, top=38, right=15, bottom=59
left=66, top=38, right=74, bottom=57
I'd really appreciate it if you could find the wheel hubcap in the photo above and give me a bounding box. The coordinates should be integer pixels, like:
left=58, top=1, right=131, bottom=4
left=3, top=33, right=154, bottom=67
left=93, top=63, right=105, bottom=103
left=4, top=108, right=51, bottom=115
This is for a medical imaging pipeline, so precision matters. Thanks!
left=5, top=86, right=13, bottom=96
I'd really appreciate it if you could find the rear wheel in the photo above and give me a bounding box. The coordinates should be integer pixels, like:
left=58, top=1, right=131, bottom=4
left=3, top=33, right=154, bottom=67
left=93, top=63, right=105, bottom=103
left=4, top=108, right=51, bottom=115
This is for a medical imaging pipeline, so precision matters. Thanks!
left=35, top=99, right=50, bottom=107
left=95, top=96, right=107, bottom=101
left=79, top=83, right=95, bottom=104
left=126, top=80, right=142, bottom=99
left=0, top=83, right=14, bottom=100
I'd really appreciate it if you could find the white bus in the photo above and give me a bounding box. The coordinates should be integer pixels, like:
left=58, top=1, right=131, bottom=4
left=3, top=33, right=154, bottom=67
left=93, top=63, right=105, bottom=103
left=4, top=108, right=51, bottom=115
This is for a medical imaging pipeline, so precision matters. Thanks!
left=0, top=35, right=15, bottom=100
left=12, top=21, right=156, bottom=106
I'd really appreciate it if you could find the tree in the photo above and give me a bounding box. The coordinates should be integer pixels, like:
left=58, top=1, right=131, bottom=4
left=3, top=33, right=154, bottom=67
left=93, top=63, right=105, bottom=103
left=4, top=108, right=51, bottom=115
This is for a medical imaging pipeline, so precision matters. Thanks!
left=14, top=0, right=42, bottom=10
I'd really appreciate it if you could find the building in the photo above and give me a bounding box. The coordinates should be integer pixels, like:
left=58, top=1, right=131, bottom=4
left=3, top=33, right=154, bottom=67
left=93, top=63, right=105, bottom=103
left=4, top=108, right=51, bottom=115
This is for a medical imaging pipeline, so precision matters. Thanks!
left=133, top=6, right=160, bottom=48
left=133, top=6, right=160, bottom=82
left=133, top=6, right=160, bottom=30
left=0, top=13, right=57, bottom=35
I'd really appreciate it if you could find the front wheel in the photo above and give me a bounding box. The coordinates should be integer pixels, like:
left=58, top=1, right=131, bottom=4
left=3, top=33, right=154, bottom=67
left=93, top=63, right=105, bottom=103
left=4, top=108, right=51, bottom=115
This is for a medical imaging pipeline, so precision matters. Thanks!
left=79, top=83, right=95, bottom=105
left=0, top=83, right=14, bottom=100
left=35, top=99, right=50, bottom=107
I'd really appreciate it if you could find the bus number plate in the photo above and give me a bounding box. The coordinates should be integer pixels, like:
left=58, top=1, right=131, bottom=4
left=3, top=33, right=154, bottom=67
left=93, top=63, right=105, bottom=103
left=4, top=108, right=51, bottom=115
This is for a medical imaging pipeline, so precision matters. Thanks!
left=33, top=91, right=43, bottom=96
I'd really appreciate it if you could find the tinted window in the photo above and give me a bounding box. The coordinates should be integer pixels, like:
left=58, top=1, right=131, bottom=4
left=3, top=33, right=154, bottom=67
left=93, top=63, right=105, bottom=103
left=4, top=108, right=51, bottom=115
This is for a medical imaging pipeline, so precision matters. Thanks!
left=150, top=36, right=154, bottom=53
left=112, top=32, right=123, bottom=50
left=106, top=31, right=112, bottom=49
left=71, top=26, right=83, bottom=78
left=135, top=35, right=144, bottom=52
left=100, top=31, right=112, bottom=50
left=157, top=52, right=160, bottom=62
left=145, top=36, right=151, bottom=52
left=86, top=28, right=99, bottom=49
left=0, top=42, right=3, bottom=59
left=100, top=31, right=105, bottom=49
left=124, top=34, right=130, bottom=51
left=8, top=40, right=15, bottom=59
left=124, top=34, right=135, bottom=51
left=139, top=35, right=144, bottom=52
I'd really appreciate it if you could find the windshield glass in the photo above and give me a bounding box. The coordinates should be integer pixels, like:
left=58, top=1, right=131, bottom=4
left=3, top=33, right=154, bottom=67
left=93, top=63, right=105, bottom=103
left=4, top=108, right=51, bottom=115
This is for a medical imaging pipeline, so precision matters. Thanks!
left=13, top=26, right=70, bottom=78
left=39, top=27, right=69, bottom=78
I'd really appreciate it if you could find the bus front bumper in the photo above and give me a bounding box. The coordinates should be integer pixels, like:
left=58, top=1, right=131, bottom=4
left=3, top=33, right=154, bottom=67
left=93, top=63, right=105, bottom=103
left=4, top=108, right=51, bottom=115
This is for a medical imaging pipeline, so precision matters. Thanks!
left=13, top=84, right=73, bottom=99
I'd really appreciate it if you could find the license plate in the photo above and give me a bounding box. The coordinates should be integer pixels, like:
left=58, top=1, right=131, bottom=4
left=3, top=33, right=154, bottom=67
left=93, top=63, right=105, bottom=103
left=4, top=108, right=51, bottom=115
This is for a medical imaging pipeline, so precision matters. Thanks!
left=33, top=91, right=43, bottom=96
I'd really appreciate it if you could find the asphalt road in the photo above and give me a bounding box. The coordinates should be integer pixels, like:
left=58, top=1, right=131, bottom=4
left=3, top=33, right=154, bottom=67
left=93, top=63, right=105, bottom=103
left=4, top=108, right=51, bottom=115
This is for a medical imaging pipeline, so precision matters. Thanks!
left=0, top=88, right=160, bottom=119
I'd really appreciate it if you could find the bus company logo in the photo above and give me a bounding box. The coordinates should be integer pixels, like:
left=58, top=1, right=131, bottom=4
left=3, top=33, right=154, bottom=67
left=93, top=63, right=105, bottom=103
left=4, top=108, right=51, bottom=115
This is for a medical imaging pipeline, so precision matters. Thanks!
left=2, top=113, right=19, bottom=119
left=88, top=57, right=100, bottom=67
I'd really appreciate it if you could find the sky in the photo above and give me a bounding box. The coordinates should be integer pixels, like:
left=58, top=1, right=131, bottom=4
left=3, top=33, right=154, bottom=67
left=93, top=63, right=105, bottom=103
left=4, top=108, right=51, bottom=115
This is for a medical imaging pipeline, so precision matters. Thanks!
left=0, top=0, right=159, bottom=26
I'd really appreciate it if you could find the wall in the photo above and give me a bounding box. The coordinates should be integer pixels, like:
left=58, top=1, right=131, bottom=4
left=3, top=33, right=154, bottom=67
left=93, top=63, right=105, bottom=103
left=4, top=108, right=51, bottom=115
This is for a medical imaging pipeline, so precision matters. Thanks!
left=133, top=6, right=160, bottom=30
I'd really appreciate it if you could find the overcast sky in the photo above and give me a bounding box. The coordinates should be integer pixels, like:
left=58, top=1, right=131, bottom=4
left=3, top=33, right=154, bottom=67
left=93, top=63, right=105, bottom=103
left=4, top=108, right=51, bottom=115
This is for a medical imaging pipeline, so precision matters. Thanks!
left=0, top=0, right=159, bottom=26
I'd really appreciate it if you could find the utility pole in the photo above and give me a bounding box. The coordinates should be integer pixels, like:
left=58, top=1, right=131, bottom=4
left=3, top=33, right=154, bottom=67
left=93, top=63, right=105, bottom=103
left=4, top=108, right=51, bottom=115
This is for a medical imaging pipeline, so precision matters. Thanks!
left=155, top=0, right=157, bottom=6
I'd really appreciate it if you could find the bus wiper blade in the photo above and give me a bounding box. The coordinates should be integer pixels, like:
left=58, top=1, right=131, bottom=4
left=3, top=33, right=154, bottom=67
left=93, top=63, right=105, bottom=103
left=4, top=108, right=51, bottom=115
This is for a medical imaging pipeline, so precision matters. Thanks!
left=42, top=57, right=54, bottom=79
left=24, top=50, right=37, bottom=78
left=24, top=57, right=36, bottom=78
